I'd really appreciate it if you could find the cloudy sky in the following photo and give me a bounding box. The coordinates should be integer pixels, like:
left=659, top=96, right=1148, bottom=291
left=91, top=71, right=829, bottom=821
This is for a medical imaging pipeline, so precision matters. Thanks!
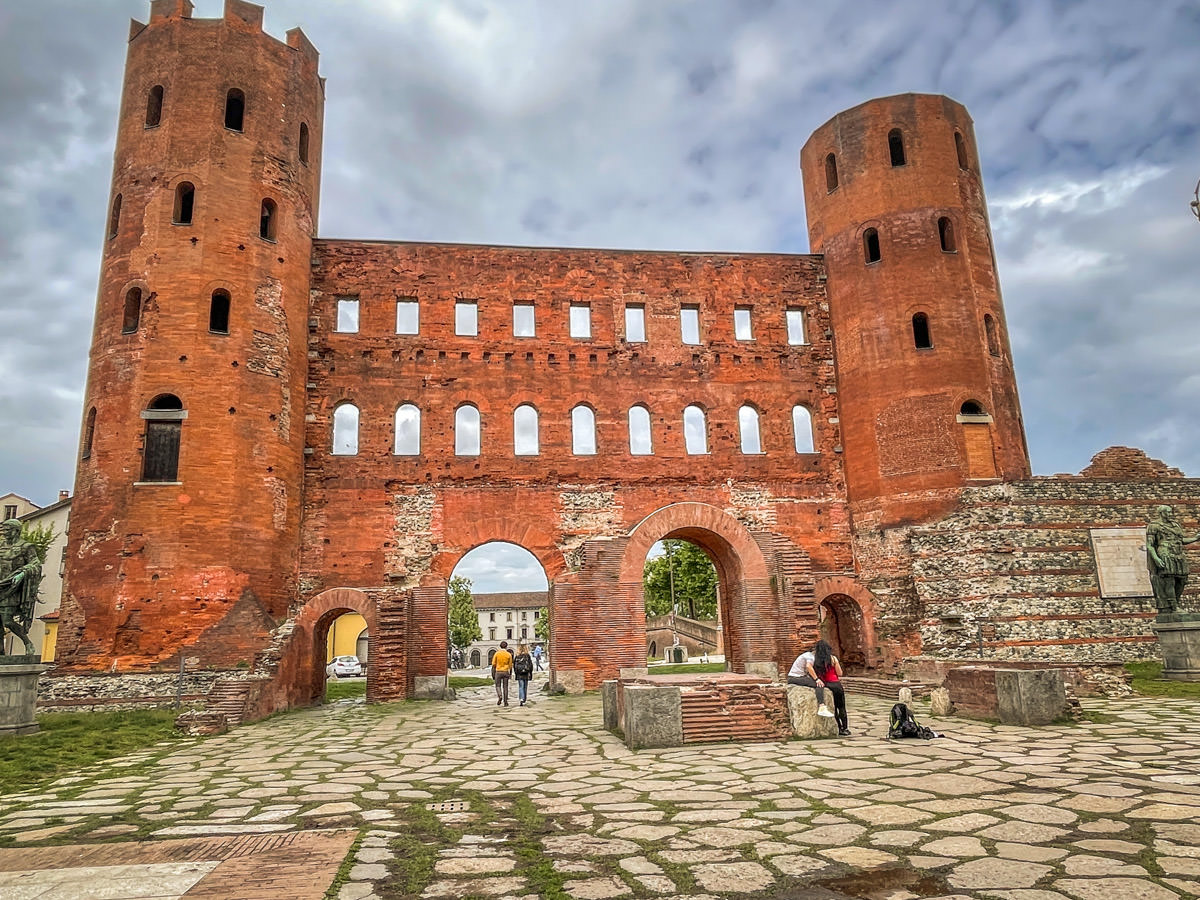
left=1, top=1, right=1197, bottom=588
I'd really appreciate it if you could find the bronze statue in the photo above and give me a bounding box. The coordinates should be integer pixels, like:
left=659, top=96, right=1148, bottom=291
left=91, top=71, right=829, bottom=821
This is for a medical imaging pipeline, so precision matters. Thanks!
left=0, top=518, right=42, bottom=656
left=1146, top=505, right=1198, bottom=616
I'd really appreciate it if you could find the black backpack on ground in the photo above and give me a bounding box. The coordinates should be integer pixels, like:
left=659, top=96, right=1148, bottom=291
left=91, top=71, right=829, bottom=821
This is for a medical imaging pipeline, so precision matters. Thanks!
left=888, top=702, right=939, bottom=740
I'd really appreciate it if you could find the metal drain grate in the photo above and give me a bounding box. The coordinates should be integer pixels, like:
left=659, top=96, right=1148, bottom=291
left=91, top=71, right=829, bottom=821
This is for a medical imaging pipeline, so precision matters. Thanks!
left=426, top=800, right=469, bottom=812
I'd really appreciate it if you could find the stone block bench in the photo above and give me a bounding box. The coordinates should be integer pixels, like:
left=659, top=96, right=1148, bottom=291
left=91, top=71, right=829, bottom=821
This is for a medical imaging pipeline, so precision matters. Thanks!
left=944, top=666, right=1067, bottom=725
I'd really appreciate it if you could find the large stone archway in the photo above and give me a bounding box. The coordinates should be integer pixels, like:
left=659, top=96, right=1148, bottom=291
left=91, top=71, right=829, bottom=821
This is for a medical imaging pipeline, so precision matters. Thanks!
left=550, top=502, right=816, bottom=689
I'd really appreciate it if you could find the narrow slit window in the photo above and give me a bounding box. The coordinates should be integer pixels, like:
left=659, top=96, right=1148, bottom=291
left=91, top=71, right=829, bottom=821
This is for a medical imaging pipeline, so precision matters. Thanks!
left=683, top=405, right=707, bottom=454
left=395, top=299, right=419, bottom=334
left=628, top=405, right=652, bottom=455
left=122, top=287, right=142, bottom=334
left=863, top=228, right=881, bottom=263
left=394, top=404, right=420, bottom=455
left=572, top=406, right=597, bottom=455
left=224, top=88, right=245, bottom=131
left=786, top=308, right=806, bottom=345
left=888, top=128, right=906, bottom=166
left=299, top=122, right=310, bottom=164
left=456, top=301, right=478, bottom=336
left=336, top=297, right=359, bottom=333
left=680, top=305, right=701, bottom=345
left=514, top=405, right=539, bottom=455
left=332, top=403, right=359, bottom=456
left=938, top=216, right=956, bottom=252
left=792, top=406, right=815, bottom=453
left=984, top=314, right=1001, bottom=357
left=825, top=152, right=839, bottom=192
left=513, top=303, right=535, bottom=337
left=259, top=198, right=276, bottom=240
left=142, top=394, right=184, bottom=483
left=455, top=405, right=481, bottom=456
left=913, top=312, right=932, bottom=349
left=739, top=405, right=762, bottom=454
left=569, top=304, right=591, bottom=339
left=145, top=85, right=164, bottom=127
left=108, top=193, right=122, bottom=240
left=625, top=305, right=646, bottom=342
left=209, top=290, right=230, bottom=334
left=82, top=407, right=96, bottom=460
left=173, top=182, right=195, bottom=225
left=955, top=131, right=969, bottom=170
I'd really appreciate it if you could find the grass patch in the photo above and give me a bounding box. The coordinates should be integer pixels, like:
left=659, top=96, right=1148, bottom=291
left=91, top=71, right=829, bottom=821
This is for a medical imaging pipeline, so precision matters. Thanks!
left=647, top=662, right=727, bottom=675
left=509, top=795, right=568, bottom=900
left=325, top=679, right=367, bottom=702
left=1076, top=708, right=1118, bottom=725
left=384, top=803, right=453, bottom=898
left=448, top=676, right=493, bottom=689
left=1126, top=661, right=1200, bottom=698
left=0, top=708, right=182, bottom=795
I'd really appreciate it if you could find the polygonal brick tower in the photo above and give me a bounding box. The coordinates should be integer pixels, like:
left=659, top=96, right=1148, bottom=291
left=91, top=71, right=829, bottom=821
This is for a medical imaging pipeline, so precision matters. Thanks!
left=801, top=94, right=1030, bottom=531
left=57, top=0, right=323, bottom=669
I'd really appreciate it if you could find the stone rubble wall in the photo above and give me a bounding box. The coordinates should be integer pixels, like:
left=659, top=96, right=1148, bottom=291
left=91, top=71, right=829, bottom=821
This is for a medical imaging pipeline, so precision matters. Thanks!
left=35, top=670, right=257, bottom=712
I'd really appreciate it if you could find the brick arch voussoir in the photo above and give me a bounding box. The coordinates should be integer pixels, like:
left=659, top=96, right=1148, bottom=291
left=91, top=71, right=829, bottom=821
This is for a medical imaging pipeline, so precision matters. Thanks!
left=619, top=502, right=771, bottom=584
left=432, top=521, right=568, bottom=583
left=297, top=587, right=378, bottom=640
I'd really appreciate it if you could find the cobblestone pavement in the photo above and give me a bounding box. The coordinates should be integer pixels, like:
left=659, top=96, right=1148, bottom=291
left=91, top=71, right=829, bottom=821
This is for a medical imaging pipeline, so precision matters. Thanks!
left=2, top=677, right=1199, bottom=900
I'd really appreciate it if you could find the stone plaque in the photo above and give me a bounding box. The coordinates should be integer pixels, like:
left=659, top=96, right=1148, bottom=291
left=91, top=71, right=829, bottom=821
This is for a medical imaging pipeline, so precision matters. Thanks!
left=1091, top=528, right=1152, bottom=598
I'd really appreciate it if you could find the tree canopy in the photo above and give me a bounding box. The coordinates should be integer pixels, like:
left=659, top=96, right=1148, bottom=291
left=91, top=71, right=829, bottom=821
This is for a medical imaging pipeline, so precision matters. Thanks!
left=643, top=540, right=718, bottom=620
left=447, top=575, right=482, bottom=650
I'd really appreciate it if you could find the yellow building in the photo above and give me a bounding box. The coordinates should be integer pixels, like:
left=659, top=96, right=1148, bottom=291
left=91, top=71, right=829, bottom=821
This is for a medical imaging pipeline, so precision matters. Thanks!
left=326, top=612, right=369, bottom=664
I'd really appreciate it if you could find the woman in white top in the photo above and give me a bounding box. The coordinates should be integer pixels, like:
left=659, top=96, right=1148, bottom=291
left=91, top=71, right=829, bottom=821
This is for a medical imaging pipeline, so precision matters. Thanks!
left=787, top=640, right=849, bottom=735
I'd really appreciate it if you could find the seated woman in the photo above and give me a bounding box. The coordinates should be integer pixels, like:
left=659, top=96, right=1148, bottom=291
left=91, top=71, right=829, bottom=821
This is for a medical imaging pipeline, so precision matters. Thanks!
left=787, top=640, right=850, bottom=735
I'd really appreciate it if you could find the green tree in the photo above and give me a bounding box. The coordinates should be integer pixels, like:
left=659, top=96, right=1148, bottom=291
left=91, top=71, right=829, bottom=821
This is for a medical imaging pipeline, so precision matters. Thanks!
left=642, top=540, right=718, bottom=620
left=447, top=575, right=481, bottom=650
left=534, top=607, right=550, bottom=644
left=20, top=522, right=57, bottom=564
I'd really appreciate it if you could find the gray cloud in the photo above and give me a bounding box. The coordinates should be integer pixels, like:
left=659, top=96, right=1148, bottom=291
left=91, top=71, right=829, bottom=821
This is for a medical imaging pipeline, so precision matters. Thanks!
left=1, top=0, right=1197, bottom=522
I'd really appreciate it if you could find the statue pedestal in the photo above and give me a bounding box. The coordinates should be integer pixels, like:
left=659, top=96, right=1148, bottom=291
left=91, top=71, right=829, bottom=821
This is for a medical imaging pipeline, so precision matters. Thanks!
left=0, top=657, right=47, bottom=735
left=1154, top=617, right=1200, bottom=682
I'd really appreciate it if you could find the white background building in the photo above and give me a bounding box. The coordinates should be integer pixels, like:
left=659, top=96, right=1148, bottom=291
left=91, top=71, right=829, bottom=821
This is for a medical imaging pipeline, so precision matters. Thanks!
left=464, top=591, right=547, bottom=668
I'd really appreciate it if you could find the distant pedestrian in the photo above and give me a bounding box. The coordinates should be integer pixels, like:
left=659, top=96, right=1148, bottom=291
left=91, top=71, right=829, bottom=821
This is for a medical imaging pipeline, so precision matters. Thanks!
left=513, top=642, right=534, bottom=706
left=533, top=644, right=544, bottom=671
left=492, top=641, right=513, bottom=707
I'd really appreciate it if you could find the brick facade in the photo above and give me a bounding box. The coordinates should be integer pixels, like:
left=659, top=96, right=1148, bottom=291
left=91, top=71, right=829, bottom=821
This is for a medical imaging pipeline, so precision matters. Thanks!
left=51, top=3, right=1186, bottom=714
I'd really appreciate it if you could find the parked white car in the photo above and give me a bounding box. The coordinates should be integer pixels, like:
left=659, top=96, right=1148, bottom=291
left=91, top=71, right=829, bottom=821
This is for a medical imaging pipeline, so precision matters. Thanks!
left=326, top=655, right=362, bottom=678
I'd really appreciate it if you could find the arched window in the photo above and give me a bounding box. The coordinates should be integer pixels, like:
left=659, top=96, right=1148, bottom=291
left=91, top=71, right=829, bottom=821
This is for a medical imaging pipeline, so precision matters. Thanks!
left=572, top=405, right=597, bottom=455
left=960, top=400, right=986, bottom=417
left=888, top=128, right=906, bottom=166
left=259, top=199, right=277, bottom=240
left=739, top=405, right=762, bottom=454
left=394, top=403, right=420, bottom=455
left=792, top=405, right=815, bottom=454
left=122, top=287, right=142, bottom=334
left=142, top=394, right=184, bottom=482
left=514, top=405, right=539, bottom=456
left=82, top=407, right=96, bottom=460
left=825, top=152, right=839, bottom=192
left=938, top=216, right=956, bottom=252
left=332, top=403, right=359, bottom=456
left=955, top=131, right=969, bottom=170
left=628, top=405, right=652, bottom=455
left=455, top=404, right=480, bottom=456
left=913, top=313, right=932, bottom=349
left=108, top=193, right=122, bottom=240
left=984, top=313, right=1001, bottom=357
left=224, top=88, right=245, bottom=131
left=173, top=182, right=194, bottom=225
left=863, top=228, right=881, bottom=263
left=299, top=122, right=310, bottom=164
left=145, top=85, right=163, bottom=127
left=208, top=290, right=230, bottom=334
left=683, top=405, right=707, bottom=455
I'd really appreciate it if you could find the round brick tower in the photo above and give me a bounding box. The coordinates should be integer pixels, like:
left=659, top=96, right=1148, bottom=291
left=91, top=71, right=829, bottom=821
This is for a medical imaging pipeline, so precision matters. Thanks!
left=801, top=93, right=1029, bottom=530
left=58, top=0, right=323, bottom=670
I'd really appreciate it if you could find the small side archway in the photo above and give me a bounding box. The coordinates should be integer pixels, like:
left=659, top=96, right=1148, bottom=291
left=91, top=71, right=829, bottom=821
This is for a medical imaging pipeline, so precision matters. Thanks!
left=812, top=576, right=876, bottom=672
left=293, top=588, right=379, bottom=705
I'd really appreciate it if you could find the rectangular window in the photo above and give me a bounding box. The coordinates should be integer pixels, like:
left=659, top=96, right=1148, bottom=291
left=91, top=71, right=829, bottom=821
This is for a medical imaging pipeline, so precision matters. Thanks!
left=786, top=309, right=807, bottom=345
left=625, top=305, right=646, bottom=342
left=506, top=627, right=513, bottom=639
left=569, top=304, right=591, bottom=339
left=142, top=420, right=181, bottom=482
left=513, top=303, right=535, bottom=337
left=335, top=297, right=359, bottom=333
left=489, top=612, right=495, bottom=622
left=734, top=307, right=753, bottom=341
left=3, top=505, right=16, bottom=520
left=521, top=627, right=528, bottom=638
left=521, top=611, right=528, bottom=621
left=489, top=628, right=496, bottom=640
left=506, top=612, right=513, bottom=622
left=455, top=301, right=478, bottom=336
left=681, top=305, right=701, bottom=345
left=396, top=299, right=419, bottom=334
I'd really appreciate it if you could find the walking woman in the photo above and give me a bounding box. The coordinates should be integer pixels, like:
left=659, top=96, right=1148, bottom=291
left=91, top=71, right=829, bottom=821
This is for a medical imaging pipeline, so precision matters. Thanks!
left=786, top=640, right=850, bottom=735
left=513, top=642, right=534, bottom=706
